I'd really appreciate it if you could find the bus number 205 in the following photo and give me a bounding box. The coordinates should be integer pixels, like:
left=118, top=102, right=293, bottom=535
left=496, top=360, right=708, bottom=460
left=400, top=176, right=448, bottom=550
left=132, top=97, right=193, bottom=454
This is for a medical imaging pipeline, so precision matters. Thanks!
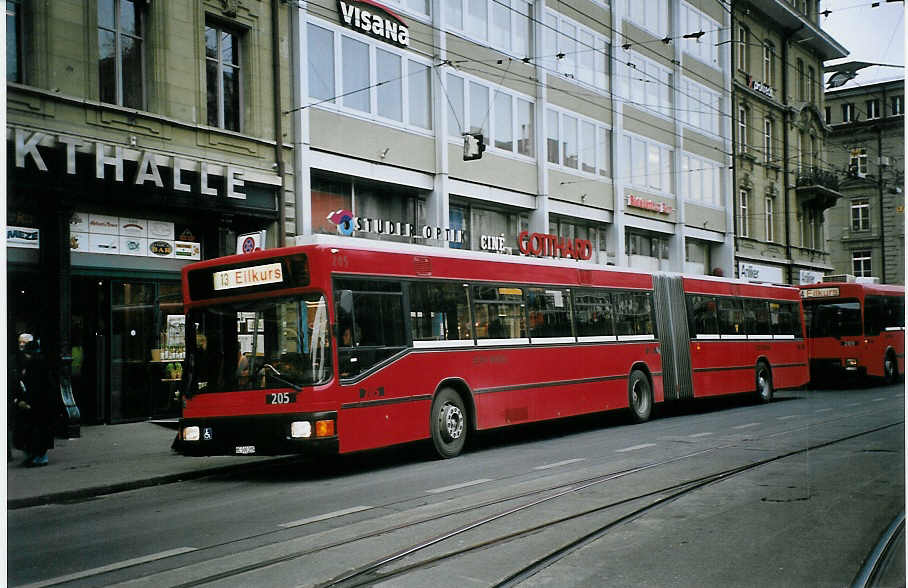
left=267, top=392, right=297, bottom=405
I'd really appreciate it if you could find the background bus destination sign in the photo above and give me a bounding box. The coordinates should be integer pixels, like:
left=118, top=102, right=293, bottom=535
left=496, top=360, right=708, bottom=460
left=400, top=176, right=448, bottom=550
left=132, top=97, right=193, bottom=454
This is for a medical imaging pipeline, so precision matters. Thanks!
left=213, top=263, right=284, bottom=291
left=800, top=287, right=841, bottom=299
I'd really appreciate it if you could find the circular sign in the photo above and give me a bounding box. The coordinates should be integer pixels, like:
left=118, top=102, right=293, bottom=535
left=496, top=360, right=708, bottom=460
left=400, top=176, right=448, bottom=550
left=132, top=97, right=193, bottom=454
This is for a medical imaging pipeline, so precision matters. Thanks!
left=242, top=236, right=256, bottom=253
left=149, top=240, right=173, bottom=256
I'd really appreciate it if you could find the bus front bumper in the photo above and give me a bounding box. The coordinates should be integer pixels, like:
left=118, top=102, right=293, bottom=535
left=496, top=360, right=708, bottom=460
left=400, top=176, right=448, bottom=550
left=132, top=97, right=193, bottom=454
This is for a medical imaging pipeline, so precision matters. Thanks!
left=174, top=412, right=339, bottom=456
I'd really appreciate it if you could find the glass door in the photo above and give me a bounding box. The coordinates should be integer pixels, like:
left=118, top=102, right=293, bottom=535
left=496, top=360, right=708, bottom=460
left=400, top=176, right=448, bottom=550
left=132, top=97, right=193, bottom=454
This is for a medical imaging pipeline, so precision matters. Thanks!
left=110, top=281, right=156, bottom=422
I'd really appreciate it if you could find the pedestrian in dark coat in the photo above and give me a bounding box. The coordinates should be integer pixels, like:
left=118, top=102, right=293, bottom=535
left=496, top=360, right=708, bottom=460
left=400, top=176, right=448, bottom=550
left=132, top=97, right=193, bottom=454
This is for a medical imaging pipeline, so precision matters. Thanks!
left=10, top=336, right=55, bottom=467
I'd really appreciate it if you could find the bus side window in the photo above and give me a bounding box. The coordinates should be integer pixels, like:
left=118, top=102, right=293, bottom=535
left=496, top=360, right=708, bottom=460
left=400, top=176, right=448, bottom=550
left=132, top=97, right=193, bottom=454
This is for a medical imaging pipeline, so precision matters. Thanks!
left=716, top=297, right=744, bottom=336
left=687, top=295, right=718, bottom=338
left=574, top=290, right=615, bottom=338
left=409, top=282, right=472, bottom=342
left=743, top=299, right=771, bottom=337
left=615, top=292, right=654, bottom=337
left=865, top=296, right=884, bottom=336
left=527, top=287, right=573, bottom=338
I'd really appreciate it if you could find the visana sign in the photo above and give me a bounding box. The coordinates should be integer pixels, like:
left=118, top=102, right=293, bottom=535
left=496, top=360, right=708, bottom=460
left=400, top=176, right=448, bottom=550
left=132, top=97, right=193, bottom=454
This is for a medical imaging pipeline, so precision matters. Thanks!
left=338, top=0, right=410, bottom=47
left=517, top=231, right=593, bottom=260
left=746, top=75, right=774, bottom=99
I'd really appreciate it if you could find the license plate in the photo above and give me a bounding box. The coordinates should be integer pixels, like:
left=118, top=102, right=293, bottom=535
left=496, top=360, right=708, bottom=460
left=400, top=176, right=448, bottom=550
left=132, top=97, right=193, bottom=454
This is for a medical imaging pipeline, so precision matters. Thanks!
left=235, top=445, right=256, bottom=455
left=267, top=392, right=297, bottom=405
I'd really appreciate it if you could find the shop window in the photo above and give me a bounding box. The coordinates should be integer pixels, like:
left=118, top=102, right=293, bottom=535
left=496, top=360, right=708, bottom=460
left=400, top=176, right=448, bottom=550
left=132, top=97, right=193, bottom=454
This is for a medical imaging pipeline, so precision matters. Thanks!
left=98, top=0, right=144, bottom=108
left=409, top=281, right=472, bottom=343
left=311, top=177, right=352, bottom=235
left=463, top=204, right=526, bottom=254
left=472, top=285, right=526, bottom=341
left=574, top=289, right=615, bottom=338
left=205, top=23, right=242, bottom=131
left=526, top=287, right=573, bottom=339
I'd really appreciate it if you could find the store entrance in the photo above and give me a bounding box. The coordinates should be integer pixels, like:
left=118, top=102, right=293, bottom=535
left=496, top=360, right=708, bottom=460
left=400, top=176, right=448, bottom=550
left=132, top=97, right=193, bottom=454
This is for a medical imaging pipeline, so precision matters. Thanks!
left=72, top=277, right=183, bottom=424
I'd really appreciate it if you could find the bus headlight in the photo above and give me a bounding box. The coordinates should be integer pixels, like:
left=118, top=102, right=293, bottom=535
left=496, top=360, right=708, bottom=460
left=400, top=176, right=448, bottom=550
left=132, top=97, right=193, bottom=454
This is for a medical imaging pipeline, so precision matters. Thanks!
left=290, top=421, right=312, bottom=438
left=182, top=426, right=200, bottom=441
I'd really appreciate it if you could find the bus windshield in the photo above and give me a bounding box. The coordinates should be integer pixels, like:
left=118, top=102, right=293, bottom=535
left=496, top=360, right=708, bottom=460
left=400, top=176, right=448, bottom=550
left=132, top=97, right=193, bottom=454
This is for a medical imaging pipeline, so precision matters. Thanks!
left=802, top=298, right=862, bottom=338
left=186, top=293, right=331, bottom=394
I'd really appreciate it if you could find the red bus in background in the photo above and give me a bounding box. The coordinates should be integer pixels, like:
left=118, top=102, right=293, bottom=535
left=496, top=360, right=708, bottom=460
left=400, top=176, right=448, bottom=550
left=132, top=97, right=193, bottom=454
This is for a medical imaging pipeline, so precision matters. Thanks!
left=799, top=282, right=905, bottom=383
left=173, top=236, right=808, bottom=459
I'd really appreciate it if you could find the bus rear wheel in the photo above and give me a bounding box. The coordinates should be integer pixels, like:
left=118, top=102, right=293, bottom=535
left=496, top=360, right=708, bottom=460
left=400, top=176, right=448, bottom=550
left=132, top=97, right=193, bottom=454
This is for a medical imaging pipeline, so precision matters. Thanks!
left=430, top=388, right=467, bottom=458
left=884, top=352, right=899, bottom=384
left=756, top=362, right=773, bottom=404
left=628, top=369, right=653, bottom=423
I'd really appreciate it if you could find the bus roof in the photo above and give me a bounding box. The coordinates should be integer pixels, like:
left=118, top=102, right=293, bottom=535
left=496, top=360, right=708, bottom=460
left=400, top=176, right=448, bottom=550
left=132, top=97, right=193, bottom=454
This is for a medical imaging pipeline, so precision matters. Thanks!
left=799, top=282, right=905, bottom=297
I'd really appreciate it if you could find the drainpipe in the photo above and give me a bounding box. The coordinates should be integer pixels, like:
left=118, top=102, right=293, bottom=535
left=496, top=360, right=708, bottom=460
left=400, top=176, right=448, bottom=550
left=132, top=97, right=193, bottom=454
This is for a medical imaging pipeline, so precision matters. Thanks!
left=781, top=35, right=793, bottom=284
left=272, top=0, right=286, bottom=245
left=878, top=123, right=886, bottom=283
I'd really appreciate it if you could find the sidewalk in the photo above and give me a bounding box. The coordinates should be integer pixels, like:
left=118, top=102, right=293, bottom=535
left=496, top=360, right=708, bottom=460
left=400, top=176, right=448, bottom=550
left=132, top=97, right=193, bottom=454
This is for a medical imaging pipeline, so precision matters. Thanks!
left=7, top=422, right=290, bottom=510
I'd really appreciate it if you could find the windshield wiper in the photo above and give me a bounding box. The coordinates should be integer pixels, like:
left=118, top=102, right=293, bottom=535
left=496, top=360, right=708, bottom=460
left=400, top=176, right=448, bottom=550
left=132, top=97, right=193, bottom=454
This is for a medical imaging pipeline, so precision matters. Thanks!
left=262, top=364, right=303, bottom=392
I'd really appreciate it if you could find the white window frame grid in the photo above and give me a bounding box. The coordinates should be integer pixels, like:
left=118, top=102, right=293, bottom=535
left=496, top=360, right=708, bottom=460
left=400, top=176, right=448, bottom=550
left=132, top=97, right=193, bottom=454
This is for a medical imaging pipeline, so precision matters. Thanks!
left=738, top=189, right=749, bottom=237
left=765, top=196, right=774, bottom=242
left=389, top=0, right=431, bottom=19
left=852, top=249, right=872, bottom=277
left=680, top=1, right=720, bottom=68
left=761, top=40, right=775, bottom=87
left=736, top=25, right=748, bottom=72
left=621, top=132, right=673, bottom=194
left=842, top=103, right=854, bottom=123
left=547, top=106, right=612, bottom=177
left=306, top=17, right=435, bottom=135
left=866, top=99, right=880, bottom=119
left=625, top=0, right=668, bottom=38
left=445, top=0, right=530, bottom=58
left=446, top=70, right=536, bottom=160
left=98, top=0, right=145, bottom=108
left=851, top=198, right=870, bottom=231
left=205, top=23, right=242, bottom=132
left=763, top=117, right=773, bottom=162
left=737, top=105, right=748, bottom=153
left=680, top=77, right=721, bottom=137
left=849, top=148, right=868, bottom=178
left=542, top=11, right=609, bottom=92
left=619, top=52, right=673, bottom=118
left=891, top=95, right=903, bottom=116
left=680, top=152, right=722, bottom=207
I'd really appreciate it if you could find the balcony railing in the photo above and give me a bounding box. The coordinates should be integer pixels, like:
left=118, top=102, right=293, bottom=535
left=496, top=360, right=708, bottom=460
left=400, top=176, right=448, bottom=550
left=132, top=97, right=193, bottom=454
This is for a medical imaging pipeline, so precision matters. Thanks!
left=796, top=166, right=841, bottom=191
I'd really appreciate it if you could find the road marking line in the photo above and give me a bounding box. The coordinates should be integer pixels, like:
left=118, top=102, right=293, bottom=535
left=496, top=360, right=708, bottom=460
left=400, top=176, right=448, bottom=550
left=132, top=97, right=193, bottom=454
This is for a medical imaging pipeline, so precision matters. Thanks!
left=733, top=423, right=760, bottom=429
left=778, top=415, right=799, bottom=420
left=815, top=408, right=833, bottom=413
left=845, top=403, right=860, bottom=407
left=616, top=443, right=656, bottom=453
left=426, top=479, right=492, bottom=494
left=872, top=398, right=884, bottom=402
left=18, top=548, right=197, bottom=588
left=280, top=505, right=373, bottom=528
left=534, top=458, right=586, bottom=470
left=688, top=432, right=713, bottom=438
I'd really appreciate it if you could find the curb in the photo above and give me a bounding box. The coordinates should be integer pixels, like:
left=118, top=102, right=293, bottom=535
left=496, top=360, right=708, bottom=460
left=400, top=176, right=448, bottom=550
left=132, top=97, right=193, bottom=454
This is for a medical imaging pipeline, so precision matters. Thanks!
left=7, top=455, right=301, bottom=510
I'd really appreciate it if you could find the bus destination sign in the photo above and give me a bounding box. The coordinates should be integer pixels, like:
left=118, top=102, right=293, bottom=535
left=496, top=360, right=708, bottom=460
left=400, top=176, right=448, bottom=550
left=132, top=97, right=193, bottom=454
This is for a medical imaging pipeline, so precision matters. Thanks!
left=213, top=263, right=284, bottom=291
left=799, top=287, right=840, bottom=299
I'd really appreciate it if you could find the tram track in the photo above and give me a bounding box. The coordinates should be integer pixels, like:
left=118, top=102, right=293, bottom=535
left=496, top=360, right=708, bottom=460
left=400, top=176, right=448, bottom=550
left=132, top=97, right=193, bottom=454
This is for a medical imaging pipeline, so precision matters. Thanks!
left=21, top=404, right=903, bottom=588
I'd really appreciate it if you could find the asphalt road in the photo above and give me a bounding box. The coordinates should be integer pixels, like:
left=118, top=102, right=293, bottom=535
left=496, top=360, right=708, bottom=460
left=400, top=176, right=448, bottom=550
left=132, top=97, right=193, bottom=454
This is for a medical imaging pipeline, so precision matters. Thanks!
left=8, top=382, right=905, bottom=587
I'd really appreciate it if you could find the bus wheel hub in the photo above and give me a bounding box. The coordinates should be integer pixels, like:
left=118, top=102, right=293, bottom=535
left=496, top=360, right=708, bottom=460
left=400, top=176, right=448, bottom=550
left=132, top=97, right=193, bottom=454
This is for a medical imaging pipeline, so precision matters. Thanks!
left=441, top=404, right=464, bottom=442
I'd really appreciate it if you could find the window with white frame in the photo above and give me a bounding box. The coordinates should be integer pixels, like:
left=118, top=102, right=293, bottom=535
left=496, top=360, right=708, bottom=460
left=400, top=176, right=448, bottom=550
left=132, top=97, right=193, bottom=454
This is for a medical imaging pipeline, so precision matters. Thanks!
left=891, top=95, right=903, bottom=116
left=866, top=99, right=880, bottom=119
left=446, top=72, right=535, bottom=158
left=852, top=250, right=872, bottom=277
left=618, top=53, right=672, bottom=117
left=762, top=41, right=775, bottom=87
left=446, top=0, right=530, bottom=58
left=547, top=108, right=612, bottom=176
left=98, top=0, right=145, bottom=108
left=842, top=102, right=854, bottom=123
left=763, top=117, right=773, bottom=162
left=387, top=0, right=430, bottom=17
left=542, top=12, right=609, bottom=90
left=737, top=105, right=748, bottom=153
left=206, top=23, right=242, bottom=131
left=307, top=21, right=433, bottom=131
left=625, top=0, right=668, bottom=37
left=765, top=196, right=774, bottom=242
left=680, top=153, right=721, bottom=206
left=736, top=25, right=749, bottom=72
left=808, top=66, right=816, bottom=103
left=679, top=78, right=721, bottom=136
left=849, top=148, right=868, bottom=178
left=738, top=189, right=749, bottom=237
left=680, top=2, right=720, bottom=67
left=851, top=198, right=870, bottom=231
left=621, top=133, right=672, bottom=192
left=800, top=207, right=823, bottom=249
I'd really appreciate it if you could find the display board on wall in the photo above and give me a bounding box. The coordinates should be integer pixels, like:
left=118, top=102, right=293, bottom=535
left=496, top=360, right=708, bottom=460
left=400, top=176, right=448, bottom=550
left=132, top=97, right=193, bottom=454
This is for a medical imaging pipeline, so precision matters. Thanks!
left=70, top=213, right=201, bottom=260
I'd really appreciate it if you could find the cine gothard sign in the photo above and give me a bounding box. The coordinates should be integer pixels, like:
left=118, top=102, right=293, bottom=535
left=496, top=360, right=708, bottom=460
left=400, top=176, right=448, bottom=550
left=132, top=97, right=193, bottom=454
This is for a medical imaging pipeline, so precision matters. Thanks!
left=337, top=0, right=410, bottom=47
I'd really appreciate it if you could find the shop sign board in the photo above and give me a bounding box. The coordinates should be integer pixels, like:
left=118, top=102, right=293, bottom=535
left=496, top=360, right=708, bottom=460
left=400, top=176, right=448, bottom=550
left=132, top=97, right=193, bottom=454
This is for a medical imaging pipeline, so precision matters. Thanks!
left=337, top=0, right=410, bottom=47
left=799, top=269, right=825, bottom=285
left=10, top=127, right=249, bottom=201
left=517, top=231, right=593, bottom=260
left=70, top=211, right=200, bottom=260
left=7, top=226, right=39, bottom=249
left=326, top=209, right=465, bottom=243
left=738, top=262, right=783, bottom=284
left=627, top=194, right=673, bottom=215
left=747, top=75, right=774, bottom=99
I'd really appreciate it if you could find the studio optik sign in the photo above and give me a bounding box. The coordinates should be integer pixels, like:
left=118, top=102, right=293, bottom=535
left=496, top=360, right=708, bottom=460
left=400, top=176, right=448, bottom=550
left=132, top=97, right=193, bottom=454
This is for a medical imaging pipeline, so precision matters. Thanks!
left=337, top=0, right=410, bottom=47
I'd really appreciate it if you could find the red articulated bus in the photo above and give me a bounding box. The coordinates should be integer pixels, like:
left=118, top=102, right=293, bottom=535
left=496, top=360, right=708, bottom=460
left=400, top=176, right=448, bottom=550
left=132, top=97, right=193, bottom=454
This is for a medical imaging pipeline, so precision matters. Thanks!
left=799, top=282, right=905, bottom=383
left=173, top=236, right=809, bottom=458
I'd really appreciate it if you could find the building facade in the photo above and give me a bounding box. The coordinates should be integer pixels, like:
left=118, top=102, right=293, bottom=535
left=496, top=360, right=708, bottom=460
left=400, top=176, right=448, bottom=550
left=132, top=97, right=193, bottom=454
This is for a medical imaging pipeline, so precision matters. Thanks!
left=7, top=0, right=293, bottom=425
left=731, top=0, right=847, bottom=285
left=289, top=0, right=735, bottom=276
left=824, top=79, right=905, bottom=285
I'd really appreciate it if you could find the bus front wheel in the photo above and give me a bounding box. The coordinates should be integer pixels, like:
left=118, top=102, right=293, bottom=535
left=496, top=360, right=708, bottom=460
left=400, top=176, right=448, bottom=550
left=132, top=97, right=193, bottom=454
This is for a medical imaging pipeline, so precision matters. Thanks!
left=430, top=388, right=467, bottom=458
left=628, top=369, right=653, bottom=423
left=756, top=362, right=773, bottom=404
